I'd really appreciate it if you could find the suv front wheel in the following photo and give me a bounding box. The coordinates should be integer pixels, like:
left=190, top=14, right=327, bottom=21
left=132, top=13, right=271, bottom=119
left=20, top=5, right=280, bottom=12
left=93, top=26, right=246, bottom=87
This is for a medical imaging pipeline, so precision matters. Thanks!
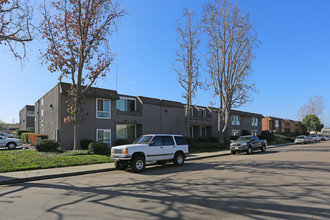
left=131, top=156, right=146, bottom=173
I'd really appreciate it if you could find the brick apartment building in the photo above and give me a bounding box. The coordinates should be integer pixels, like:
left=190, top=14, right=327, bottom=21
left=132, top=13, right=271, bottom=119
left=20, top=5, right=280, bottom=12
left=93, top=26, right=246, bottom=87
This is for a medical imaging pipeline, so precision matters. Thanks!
left=262, top=116, right=304, bottom=134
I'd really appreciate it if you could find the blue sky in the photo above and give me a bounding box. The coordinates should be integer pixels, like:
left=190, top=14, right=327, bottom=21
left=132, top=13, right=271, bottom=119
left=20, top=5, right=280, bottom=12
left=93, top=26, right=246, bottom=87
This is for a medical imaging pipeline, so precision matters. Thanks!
left=1, top=0, right=329, bottom=127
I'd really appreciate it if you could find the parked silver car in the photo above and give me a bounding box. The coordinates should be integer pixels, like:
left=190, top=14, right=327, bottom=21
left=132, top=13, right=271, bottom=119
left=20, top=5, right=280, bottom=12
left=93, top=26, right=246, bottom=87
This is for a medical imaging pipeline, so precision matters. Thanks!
left=0, top=131, right=18, bottom=138
left=294, top=135, right=308, bottom=144
left=310, top=135, right=321, bottom=143
left=0, top=136, right=23, bottom=150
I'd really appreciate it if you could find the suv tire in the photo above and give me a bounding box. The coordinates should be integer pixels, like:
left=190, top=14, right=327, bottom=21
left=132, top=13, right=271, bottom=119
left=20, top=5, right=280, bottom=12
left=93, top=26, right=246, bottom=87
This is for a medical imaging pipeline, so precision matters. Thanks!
left=131, top=156, right=145, bottom=173
left=247, top=146, right=252, bottom=154
left=173, top=152, right=184, bottom=166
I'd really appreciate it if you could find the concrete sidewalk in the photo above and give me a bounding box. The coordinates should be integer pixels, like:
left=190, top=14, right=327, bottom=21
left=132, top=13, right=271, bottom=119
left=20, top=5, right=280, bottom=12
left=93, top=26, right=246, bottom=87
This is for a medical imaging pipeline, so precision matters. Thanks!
left=0, top=143, right=294, bottom=185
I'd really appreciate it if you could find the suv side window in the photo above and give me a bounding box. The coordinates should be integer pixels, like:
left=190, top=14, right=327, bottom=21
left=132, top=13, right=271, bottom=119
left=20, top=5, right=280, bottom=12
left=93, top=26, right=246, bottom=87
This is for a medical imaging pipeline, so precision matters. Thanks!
left=163, top=136, right=174, bottom=145
left=174, top=136, right=187, bottom=145
left=151, top=136, right=163, bottom=146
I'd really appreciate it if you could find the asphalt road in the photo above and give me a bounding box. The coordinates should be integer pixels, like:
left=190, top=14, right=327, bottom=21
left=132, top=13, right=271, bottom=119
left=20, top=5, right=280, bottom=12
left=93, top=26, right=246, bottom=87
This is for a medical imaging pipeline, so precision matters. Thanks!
left=1, top=142, right=330, bottom=220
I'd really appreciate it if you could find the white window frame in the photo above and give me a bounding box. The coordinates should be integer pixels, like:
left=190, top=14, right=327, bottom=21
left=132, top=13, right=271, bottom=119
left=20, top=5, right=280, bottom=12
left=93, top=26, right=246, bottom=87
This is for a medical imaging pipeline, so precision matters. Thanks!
left=232, top=115, right=240, bottom=125
left=252, top=117, right=258, bottom=126
left=200, top=108, right=206, bottom=118
left=96, top=98, right=111, bottom=119
left=275, top=120, right=279, bottom=128
left=116, top=96, right=137, bottom=112
left=96, top=129, right=111, bottom=146
left=231, top=130, right=240, bottom=136
left=251, top=130, right=258, bottom=135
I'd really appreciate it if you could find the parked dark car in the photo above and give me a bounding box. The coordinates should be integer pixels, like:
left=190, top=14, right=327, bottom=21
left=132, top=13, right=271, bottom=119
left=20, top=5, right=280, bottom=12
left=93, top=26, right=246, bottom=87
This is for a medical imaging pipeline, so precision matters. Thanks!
left=230, top=135, right=267, bottom=154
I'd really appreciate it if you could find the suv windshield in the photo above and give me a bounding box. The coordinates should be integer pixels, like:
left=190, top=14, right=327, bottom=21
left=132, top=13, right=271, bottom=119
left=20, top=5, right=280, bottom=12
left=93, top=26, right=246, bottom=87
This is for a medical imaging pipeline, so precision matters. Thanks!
left=237, top=136, right=252, bottom=142
left=133, top=135, right=153, bottom=144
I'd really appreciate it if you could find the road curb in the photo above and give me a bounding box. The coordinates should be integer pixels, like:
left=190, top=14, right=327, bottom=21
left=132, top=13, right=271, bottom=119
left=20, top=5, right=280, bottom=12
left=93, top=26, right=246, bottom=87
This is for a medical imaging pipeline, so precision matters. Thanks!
left=0, top=168, right=116, bottom=186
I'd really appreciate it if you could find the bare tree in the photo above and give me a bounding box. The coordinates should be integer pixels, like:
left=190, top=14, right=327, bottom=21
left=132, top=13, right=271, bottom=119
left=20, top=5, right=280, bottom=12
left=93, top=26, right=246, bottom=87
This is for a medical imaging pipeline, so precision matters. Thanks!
left=0, top=0, right=33, bottom=59
left=41, top=0, right=126, bottom=150
left=297, top=96, right=324, bottom=120
left=174, top=8, right=201, bottom=137
left=203, top=0, right=258, bottom=141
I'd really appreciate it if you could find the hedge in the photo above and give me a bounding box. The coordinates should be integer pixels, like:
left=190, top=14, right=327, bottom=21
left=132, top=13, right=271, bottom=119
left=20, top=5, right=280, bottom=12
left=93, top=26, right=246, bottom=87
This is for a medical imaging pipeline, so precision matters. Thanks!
left=88, top=142, right=109, bottom=156
left=80, top=139, right=93, bottom=150
left=21, top=132, right=33, bottom=143
left=35, top=139, right=60, bottom=152
left=28, top=133, right=49, bottom=145
left=114, top=139, right=130, bottom=146
left=17, top=130, right=34, bottom=138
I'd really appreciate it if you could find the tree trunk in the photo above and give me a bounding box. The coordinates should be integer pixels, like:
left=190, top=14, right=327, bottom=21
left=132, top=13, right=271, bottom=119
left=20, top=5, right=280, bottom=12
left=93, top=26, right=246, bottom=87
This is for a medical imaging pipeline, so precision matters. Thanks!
left=73, top=120, right=80, bottom=150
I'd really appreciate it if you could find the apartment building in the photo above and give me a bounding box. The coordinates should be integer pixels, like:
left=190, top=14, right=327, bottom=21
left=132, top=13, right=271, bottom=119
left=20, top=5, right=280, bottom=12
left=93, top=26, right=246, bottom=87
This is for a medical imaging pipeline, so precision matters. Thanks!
left=19, top=105, right=35, bottom=131
left=262, top=116, right=304, bottom=134
left=34, top=82, right=263, bottom=149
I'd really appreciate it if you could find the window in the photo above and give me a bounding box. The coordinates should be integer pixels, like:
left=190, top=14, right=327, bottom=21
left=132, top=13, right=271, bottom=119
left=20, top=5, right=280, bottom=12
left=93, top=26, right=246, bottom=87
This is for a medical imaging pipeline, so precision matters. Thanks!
left=231, top=130, right=240, bottom=136
left=163, top=136, right=174, bottom=145
left=174, top=136, right=187, bottom=145
left=251, top=130, right=258, bottom=135
left=252, top=117, right=258, bottom=126
left=27, top=111, right=35, bottom=117
left=97, top=99, right=111, bottom=119
left=116, top=124, right=136, bottom=141
left=116, top=97, right=136, bottom=112
left=200, top=126, right=207, bottom=137
left=275, top=120, right=279, bottom=128
left=151, top=136, right=163, bottom=146
left=97, top=129, right=111, bottom=146
left=231, top=115, right=240, bottom=125
left=200, top=108, right=206, bottom=118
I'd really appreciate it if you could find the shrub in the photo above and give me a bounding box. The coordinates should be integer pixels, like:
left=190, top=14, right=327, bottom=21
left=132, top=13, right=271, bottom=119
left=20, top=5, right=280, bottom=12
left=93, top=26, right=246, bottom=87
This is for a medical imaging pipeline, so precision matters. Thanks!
left=195, top=137, right=208, bottom=142
left=88, top=142, right=109, bottom=156
left=184, top=137, right=193, bottom=144
left=230, top=136, right=239, bottom=141
left=208, top=136, right=219, bottom=143
left=80, top=139, right=93, bottom=150
left=21, top=132, right=33, bottom=143
left=35, top=139, right=60, bottom=152
left=259, top=132, right=275, bottom=142
left=28, top=134, right=49, bottom=145
left=17, top=130, right=34, bottom=138
left=242, top=130, right=251, bottom=136
left=114, top=139, right=130, bottom=146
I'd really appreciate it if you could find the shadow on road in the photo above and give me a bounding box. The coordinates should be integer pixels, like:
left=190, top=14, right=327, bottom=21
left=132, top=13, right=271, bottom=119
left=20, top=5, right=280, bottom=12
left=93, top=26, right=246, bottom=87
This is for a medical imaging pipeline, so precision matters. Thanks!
left=1, top=143, right=330, bottom=219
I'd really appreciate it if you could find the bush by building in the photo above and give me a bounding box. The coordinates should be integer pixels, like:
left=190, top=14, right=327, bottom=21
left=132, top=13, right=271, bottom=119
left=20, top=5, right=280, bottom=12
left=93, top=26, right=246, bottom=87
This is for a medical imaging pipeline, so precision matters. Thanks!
left=80, top=139, right=93, bottom=150
left=88, top=142, right=109, bottom=156
left=35, top=139, right=60, bottom=152
left=114, top=139, right=130, bottom=146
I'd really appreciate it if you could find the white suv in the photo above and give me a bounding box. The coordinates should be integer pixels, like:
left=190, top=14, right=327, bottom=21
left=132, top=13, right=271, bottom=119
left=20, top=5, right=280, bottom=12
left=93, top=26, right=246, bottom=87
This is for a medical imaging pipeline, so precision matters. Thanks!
left=110, top=134, right=189, bottom=173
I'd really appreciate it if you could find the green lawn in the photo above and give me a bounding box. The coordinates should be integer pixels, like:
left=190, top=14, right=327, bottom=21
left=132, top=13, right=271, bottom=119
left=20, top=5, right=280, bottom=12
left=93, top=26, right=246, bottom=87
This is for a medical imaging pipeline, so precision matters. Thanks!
left=0, top=150, right=111, bottom=173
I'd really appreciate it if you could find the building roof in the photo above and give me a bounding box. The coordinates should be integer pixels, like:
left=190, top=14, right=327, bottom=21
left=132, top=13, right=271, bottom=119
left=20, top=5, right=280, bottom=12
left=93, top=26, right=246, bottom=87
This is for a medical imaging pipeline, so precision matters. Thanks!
left=265, top=116, right=301, bottom=123
left=59, top=82, right=120, bottom=100
left=230, top=109, right=263, bottom=118
left=138, top=96, right=184, bottom=109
